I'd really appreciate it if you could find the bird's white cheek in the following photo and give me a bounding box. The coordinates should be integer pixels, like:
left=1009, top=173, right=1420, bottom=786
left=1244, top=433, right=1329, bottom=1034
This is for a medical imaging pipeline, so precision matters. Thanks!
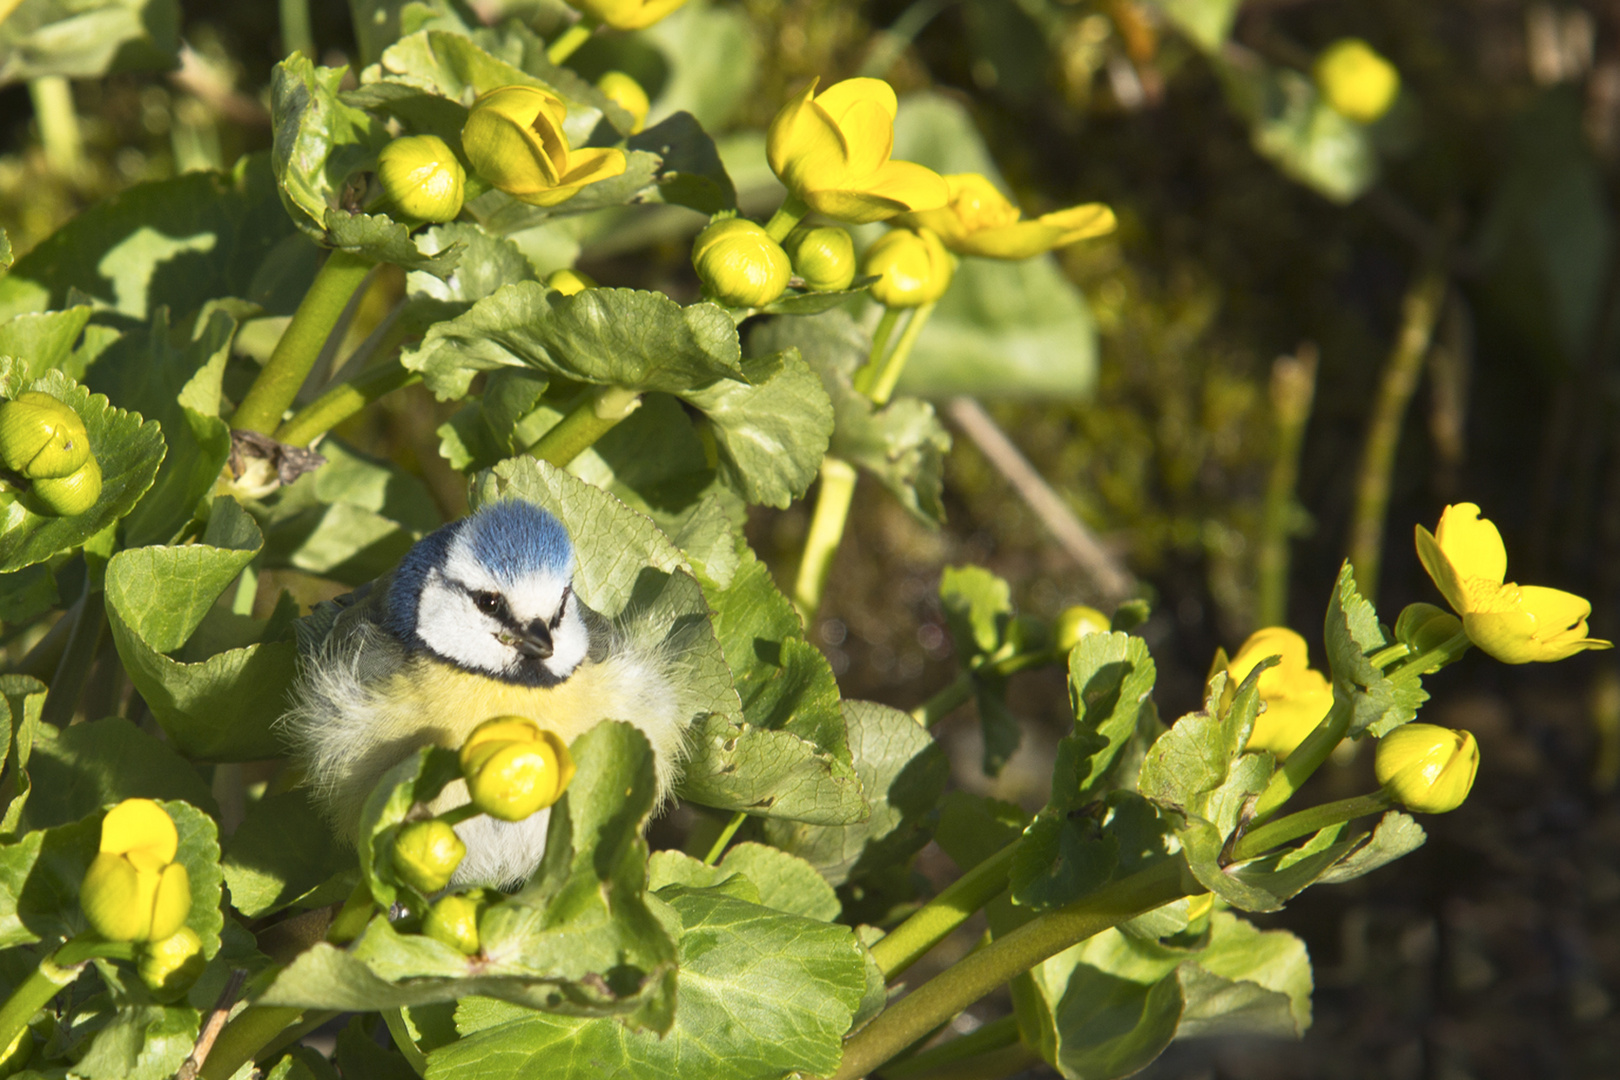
left=416, top=580, right=510, bottom=671
left=547, top=614, right=590, bottom=678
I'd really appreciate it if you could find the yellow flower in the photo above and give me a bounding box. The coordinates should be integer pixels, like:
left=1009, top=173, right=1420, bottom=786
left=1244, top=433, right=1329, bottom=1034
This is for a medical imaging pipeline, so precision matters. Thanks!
left=460, top=716, right=576, bottom=821
left=863, top=227, right=954, bottom=308
left=691, top=218, right=792, bottom=307
left=596, top=71, right=650, bottom=134
left=376, top=135, right=466, bottom=224
left=1376, top=723, right=1478, bottom=813
left=898, top=173, right=1116, bottom=259
left=546, top=268, right=597, bottom=296
left=767, top=78, right=949, bottom=224
left=462, top=86, right=627, bottom=208
left=1416, top=503, right=1611, bottom=664
left=1227, top=627, right=1333, bottom=761
left=1314, top=38, right=1400, bottom=125
left=80, top=799, right=191, bottom=943
left=392, top=819, right=466, bottom=894
left=566, top=0, right=687, bottom=31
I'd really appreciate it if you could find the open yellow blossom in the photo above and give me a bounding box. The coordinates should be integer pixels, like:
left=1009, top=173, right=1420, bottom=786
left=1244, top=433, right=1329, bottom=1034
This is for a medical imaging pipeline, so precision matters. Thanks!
left=767, top=78, right=949, bottom=224
left=462, top=86, right=626, bottom=208
left=897, top=173, right=1116, bottom=259
left=1227, top=627, right=1333, bottom=761
left=1416, top=503, right=1610, bottom=664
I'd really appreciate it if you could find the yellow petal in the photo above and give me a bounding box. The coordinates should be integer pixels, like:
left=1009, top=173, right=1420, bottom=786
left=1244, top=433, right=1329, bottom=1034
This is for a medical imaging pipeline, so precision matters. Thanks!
left=805, top=188, right=912, bottom=224
left=812, top=77, right=899, bottom=124
left=463, top=112, right=560, bottom=194
left=1039, top=203, right=1117, bottom=245
left=953, top=221, right=1067, bottom=259
left=148, top=862, right=192, bottom=942
left=515, top=148, right=627, bottom=207
left=897, top=205, right=970, bottom=247
left=778, top=100, right=856, bottom=196
left=1463, top=586, right=1612, bottom=663
left=1434, top=503, right=1507, bottom=586
left=834, top=97, right=897, bottom=179
left=101, top=798, right=178, bottom=862
left=1229, top=626, right=1309, bottom=684
left=1415, top=524, right=1470, bottom=615
left=945, top=174, right=1021, bottom=229
left=766, top=79, right=822, bottom=180
left=1247, top=688, right=1332, bottom=761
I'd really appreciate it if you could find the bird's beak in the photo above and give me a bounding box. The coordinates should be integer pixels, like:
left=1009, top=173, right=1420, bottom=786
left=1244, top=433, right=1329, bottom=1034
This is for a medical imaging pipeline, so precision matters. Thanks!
left=502, top=620, right=554, bottom=660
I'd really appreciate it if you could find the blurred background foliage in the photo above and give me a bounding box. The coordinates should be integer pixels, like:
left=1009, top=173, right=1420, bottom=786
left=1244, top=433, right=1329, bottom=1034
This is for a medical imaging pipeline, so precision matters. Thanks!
left=7, top=0, right=1620, bottom=1076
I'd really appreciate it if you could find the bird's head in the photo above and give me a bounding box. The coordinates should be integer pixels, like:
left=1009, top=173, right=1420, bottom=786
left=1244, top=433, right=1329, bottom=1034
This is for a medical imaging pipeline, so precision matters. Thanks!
left=387, top=500, right=590, bottom=686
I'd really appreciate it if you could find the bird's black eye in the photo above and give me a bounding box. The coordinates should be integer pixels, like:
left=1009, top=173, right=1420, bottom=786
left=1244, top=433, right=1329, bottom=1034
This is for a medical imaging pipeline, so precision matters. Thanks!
left=472, top=591, right=501, bottom=615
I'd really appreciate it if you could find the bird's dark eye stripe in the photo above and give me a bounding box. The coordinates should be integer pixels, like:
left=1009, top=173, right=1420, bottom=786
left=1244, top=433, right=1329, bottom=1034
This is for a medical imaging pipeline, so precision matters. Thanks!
left=549, top=583, right=572, bottom=630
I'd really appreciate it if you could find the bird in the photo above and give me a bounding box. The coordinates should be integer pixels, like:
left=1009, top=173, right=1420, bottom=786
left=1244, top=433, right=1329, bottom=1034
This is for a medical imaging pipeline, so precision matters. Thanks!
left=284, top=498, right=691, bottom=888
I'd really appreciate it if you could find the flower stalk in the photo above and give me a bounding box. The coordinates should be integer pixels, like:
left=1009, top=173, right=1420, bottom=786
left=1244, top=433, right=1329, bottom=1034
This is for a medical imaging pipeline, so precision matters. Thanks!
left=869, top=841, right=1016, bottom=979
left=233, top=250, right=375, bottom=435
left=792, top=457, right=858, bottom=624
left=1233, top=791, right=1393, bottom=862
left=274, top=359, right=420, bottom=447
left=831, top=856, right=1192, bottom=1080
left=546, top=19, right=597, bottom=64
left=527, top=385, right=643, bottom=468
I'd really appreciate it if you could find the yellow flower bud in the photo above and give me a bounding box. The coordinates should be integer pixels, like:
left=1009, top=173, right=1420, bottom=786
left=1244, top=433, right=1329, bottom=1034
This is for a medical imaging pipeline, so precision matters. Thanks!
left=691, top=218, right=792, bottom=308
left=137, top=925, right=206, bottom=1001
left=0, top=391, right=90, bottom=479
left=30, top=454, right=101, bottom=516
left=566, top=0, right=687, bottom=31
left=1416, top=503, right=1611, bottom=663
left=596, top=71, right=650, bottom=134
left=767, top=78, right=949, bottom=224
left=1053, top=605, right=1110, bottom=654
left=783, top=226, right=857, bottom=291
left=463, top=86, right=627, bottom=208
left=1227, top=627, right=1333, bottom=762
left=863, top=227, right=954, bottom=308
left=422, top=890, right=486, bottom=955
left=1375, top=723, right=1479, bottom=814
left=898, top=173, right=1116, bottom=260
left=1314, top=38, right=1400, bottom=125
left=392, top=819, right=466, bottom=895
left=547, top=268, right=597, bottom=296
left=459, top=716, right=575, bottom=822
left=80, top=799, right=192, bottom=943
left=376, top=135, right=466, bottom=224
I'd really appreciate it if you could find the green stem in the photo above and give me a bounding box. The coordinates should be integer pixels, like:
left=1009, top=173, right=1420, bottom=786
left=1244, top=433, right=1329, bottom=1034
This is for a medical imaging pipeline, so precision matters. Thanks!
left=278, top=0, right=314, bottom=58
left=275, top=361, right=420, bottom=447
left=382, top=1008, right=429, bottom=1078
left=703, top=811, right=747, bottom=866
left=327, top=880, right=376, bottom=945
left=876, top=1015, right=1029, bottom=1080
left=199, top=1006, right=306, bottom=1080
left=792, top=457, right=858, bottom=624
left=546, top=19, right=596, bottom=64
left=527, top=385, right=642, bottom=468
left=1251, top=695, right=1353, bottom=822
left=764, top=196, right=810, bottom=243
left=1255, top=346, right=1317, bottom=628
left=869, top=843, right=1016, bottom=979
left=831, top=857, right=1191, bottom=1080
left=29, top=77, right=82, bottom=177
left=911, top=671, right=973, bottom=728
left=1389, top=629, right=1472, bottom=679
left=864, top=302, right=936, bottom=406
left=233, top=250, right=374, bottom=435
left=861, top=307, right=902, bottom=391
left=1233, top=791, right=1393, bottom=862
left=1348, top=265, right=1447, bottom=600
left=0, top=945, right=91, bottom=1056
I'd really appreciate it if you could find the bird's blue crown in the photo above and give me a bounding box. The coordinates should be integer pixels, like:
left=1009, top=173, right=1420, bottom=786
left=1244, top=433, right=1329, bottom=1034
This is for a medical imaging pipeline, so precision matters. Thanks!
left=386, top=500, right=575, bottom=645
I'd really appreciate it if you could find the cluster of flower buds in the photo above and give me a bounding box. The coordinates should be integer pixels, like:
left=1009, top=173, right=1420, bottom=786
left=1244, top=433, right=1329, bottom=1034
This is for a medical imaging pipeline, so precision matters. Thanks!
left=460, top=715, right=576, bottom=821
left=79, top=799, right=191, bottom=944
left=0, top=391, right=100, bottom=515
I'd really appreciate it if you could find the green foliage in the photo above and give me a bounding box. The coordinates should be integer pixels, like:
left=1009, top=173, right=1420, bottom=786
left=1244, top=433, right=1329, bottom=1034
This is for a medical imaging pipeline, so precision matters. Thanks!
left=0, top=0, right=179, bottom=84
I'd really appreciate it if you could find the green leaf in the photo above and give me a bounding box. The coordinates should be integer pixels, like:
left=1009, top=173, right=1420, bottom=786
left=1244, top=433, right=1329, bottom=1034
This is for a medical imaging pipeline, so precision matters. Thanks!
left=105, top=500, right=259, bottom=652
left=679, top=348, right=833, bottom=509
left=0, top=675, right=45, bottom=834
left=1322, top=563, right=1426, bottom=738
left=405, top=284, right=743, bottom=401
left=0, top=367, right=166, bottom=573
left=437, top=887, right=866, bottom=1080
left=715, top=842, right=841, bottom=922
left=0, top=564, right=57, bottom=630
left=0, top=155, right=298, bottom=323
left=335, top=1015, right=420, bottom=1080
left=680, top=546, right=862, bottom=825
left=1065, top=631, right=1159, bottom=797
left=72, top=1004, right=200, bottom=1080
left=764, top=700, right=948, bottom=886
left=1218, top=56, right=1378, bottom=204
left=1180, top=818, right=1358, bottom=913
left=271, top=55, right=389, bottom=237
left=0, top=0, right=179, bottom=84
left=18, top=719, right=218, bottom=830
left=940, top=564, right=1012, bottom=659
left=1316, top=811, right=1426, bottom=885
left=0, top=305, right=91, bottom=379
left=1137, top=666, right=1270, bottom=828
left=642, top=0, right=759, bottom=131
left=628, top=111, right=736, bottom=215
left=1180, top=912, right=1312, bottom=1036
left=324, top=211, right=461, bottom=277
left=223, top=789, right=353, bottom=918
left=356, top=746, right=461, bottom=911
left=1143, top=0, right=1242, bottom=52
left=436, top=370, right=550, bottom=473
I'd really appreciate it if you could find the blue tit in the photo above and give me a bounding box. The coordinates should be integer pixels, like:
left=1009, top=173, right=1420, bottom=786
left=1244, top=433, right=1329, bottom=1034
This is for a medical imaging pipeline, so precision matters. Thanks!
left=285, top=498, right=690, bottom=888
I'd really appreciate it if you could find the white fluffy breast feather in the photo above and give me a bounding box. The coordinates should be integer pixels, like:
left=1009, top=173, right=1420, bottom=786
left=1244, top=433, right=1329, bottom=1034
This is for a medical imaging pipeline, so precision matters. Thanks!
left=286, top=621, right=691, bottom=887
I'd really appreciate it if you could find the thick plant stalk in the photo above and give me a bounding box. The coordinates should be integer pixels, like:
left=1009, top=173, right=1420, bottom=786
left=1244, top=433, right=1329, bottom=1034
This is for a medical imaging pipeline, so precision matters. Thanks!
left=831, top=856, right=1192, bottom=1080
left=1348, top=266, right=1448, bottom=599
left=869, top=842, right=1016, bottom=978
left=1233, top=791, right=1393, bottom=861
left=278, top=0, right=314, bottom=57
left=1255, top=345, right=1318, bottom=627
left=876, top=1015, right=1033, bottom=1080
left=198, top=1006, right=306, bottom=1080
left=233, top=250, right=374, bottom=435
left=546, top=18, right=596, bottom=64
left=275, top=361, right=421, bottom=447
left=527, top=385, right=643, bottom=467
left=792, top=458, right=858, bottom=624
left=29, top=77, right=82, bottom=177
left=764, top=195, right=810, bottom=243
